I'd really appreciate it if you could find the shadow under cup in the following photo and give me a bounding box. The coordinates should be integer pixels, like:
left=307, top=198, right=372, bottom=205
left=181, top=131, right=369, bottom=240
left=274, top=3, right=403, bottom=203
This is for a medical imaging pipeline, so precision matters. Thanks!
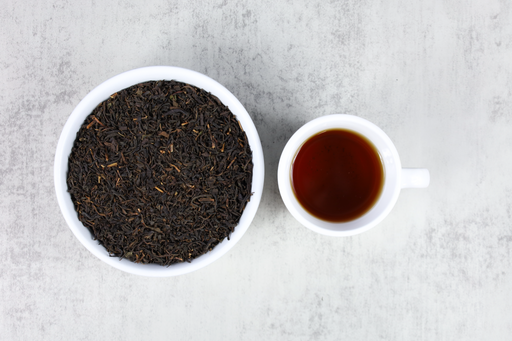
left=277, top=115, right=402, bottom=236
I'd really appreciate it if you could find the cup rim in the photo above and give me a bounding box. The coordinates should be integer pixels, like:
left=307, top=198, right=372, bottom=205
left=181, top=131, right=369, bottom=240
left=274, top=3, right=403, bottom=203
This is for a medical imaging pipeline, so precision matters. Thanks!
left=54, top=66, right=265, bottom=276
left=277, top=114, right=401, bottom=236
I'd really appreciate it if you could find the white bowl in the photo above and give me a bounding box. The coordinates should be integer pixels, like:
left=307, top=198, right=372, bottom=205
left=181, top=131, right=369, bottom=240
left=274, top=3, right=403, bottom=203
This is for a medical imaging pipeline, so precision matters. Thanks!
left=54, top=66, right=265, bottom=277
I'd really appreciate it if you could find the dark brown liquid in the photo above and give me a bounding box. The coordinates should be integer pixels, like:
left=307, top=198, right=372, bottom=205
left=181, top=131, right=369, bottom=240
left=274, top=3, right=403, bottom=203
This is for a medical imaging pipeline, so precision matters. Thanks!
left=291, top=129, right=384, bottom=222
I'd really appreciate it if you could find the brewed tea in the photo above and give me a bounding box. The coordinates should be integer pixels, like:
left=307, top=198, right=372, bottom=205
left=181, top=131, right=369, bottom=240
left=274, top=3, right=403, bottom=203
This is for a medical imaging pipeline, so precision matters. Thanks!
left=291, top=129, right=383, bottom=222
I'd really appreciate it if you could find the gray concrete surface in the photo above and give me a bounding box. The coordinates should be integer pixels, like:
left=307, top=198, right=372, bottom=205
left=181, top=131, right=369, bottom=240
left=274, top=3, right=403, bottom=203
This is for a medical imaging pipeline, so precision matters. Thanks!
left=2, top=0, right=512, bottom=340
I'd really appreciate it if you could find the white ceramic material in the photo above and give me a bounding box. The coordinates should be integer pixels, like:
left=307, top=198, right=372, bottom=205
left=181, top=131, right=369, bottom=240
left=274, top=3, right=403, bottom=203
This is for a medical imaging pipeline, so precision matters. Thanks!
left=54, top=66, right=265, bottom=277
left=277, top=114, right=429, bottom=237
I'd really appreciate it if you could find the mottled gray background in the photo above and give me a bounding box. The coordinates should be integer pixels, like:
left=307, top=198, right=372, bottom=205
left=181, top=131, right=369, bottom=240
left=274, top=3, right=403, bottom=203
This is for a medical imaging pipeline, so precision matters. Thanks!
left=2, top=0, right=512, bottom=340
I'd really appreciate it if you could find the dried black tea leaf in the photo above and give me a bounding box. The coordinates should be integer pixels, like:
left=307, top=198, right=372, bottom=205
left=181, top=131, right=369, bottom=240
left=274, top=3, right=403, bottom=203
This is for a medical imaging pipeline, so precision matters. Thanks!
left=67, top=80, right=253, bottom=266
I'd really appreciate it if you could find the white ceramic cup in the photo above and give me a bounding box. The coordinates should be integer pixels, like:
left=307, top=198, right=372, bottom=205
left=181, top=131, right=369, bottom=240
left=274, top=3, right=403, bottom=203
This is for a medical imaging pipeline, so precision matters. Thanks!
left=277, top=114, right=429, bottom=236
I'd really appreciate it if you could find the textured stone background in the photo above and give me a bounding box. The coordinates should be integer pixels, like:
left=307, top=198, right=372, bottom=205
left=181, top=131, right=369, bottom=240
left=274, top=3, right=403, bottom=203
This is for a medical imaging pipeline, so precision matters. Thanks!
left=2, top=0, right=512, bottom=340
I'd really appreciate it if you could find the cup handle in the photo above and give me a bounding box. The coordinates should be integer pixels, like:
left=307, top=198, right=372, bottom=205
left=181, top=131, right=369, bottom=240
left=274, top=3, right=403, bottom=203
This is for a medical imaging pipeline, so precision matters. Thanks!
left=401, top=168, right=430, bottom=189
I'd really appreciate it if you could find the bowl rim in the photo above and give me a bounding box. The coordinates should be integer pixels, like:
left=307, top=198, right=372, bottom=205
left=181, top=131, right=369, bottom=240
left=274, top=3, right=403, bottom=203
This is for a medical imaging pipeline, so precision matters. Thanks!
left=54, top=66, right=265, bottom=277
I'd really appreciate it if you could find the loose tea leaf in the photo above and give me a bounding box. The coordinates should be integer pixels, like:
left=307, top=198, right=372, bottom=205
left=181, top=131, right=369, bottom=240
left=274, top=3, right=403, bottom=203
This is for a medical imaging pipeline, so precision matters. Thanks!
left=67, top=80, right=253, bottom=266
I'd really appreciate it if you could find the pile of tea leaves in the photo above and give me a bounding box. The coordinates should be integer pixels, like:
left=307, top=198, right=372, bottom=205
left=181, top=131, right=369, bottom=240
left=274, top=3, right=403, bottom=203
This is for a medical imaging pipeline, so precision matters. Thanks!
left=67, top=80, right=253, bottom=266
